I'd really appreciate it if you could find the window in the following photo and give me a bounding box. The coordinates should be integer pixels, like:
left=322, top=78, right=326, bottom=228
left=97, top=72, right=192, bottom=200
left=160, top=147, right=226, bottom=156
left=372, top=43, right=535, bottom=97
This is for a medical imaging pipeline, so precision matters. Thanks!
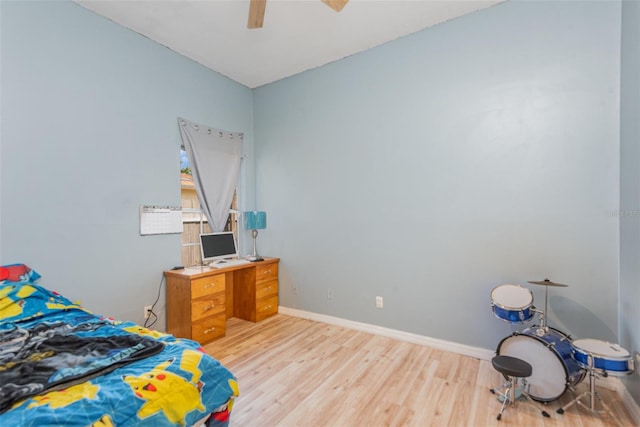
left=180, top=149, right=238, bottom=267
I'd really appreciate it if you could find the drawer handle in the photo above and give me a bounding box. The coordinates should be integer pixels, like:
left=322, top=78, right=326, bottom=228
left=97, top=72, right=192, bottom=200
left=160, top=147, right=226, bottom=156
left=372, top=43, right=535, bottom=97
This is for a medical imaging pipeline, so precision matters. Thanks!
left=264, top=286, right=271, bottom=292
left=203, top=304, right=216, bottom=312
left=203, top=283, right=215, bottom=289
left=262, top=269, right=271, bottom=275
left=260, top=305, right=272, bottom=312
left=204, top=327, right=216, bottom=334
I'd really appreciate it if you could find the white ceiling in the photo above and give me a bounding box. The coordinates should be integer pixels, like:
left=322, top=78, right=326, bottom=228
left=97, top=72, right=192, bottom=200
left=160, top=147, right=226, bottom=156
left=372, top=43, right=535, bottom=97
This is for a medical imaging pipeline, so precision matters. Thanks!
left=75, top=0, right=504, bottom=88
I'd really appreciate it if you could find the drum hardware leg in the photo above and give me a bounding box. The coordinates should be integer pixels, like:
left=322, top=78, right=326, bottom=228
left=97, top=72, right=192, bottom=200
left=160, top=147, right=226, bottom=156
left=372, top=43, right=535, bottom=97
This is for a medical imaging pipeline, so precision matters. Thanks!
left=565, top=382, right=580, bottom=397
left=489, top=380, right=512, bottom=421
left=556, top=357, right=623, bottom=427
left=495, top=384, right=511, bottom=421
left=522, top=378, right=550, bottom=417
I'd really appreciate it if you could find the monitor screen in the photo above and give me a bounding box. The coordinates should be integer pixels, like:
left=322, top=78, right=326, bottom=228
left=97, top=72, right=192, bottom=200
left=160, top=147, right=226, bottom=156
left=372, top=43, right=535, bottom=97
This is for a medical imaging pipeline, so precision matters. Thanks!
left=200, top=232, right=238, bottom=263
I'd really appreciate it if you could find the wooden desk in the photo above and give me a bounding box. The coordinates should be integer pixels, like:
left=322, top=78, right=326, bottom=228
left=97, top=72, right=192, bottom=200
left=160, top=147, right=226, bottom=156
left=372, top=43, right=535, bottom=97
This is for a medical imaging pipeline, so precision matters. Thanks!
left=164, top=257, right=279, bottom=344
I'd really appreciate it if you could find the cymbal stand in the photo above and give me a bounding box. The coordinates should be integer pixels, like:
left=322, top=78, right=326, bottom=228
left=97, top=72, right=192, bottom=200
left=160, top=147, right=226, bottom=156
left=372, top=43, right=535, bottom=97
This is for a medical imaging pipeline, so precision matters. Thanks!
left=528, top=287, right=550, bottom=332
left=542, top=285, right=549, bottom=330
left=531, top=286, right=549, bottom=334
left=526, top=278, right=569, bottom=333
left=556, top=352, right=622, bottom=427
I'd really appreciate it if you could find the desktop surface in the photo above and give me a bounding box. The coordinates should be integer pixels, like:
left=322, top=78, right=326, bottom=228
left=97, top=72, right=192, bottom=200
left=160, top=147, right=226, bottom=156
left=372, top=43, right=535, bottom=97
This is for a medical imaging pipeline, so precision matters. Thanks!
left=172, top=257, right=278, bottom=277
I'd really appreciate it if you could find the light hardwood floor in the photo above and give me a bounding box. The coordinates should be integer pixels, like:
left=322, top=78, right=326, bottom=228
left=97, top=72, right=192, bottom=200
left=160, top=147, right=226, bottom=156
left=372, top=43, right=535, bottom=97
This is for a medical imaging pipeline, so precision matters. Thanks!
left=204, top=314, right=638, bottom=427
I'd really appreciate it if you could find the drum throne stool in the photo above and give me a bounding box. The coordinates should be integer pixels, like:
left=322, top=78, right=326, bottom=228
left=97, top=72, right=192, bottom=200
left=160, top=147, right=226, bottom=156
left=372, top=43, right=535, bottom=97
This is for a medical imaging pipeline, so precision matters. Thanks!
left=489, top=355, right=550, bottom=420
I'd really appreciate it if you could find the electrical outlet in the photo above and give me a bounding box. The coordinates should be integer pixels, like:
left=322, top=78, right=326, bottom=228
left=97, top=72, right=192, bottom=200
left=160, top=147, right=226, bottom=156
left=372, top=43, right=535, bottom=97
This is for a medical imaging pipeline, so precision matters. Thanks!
left=376, top=296, right=383, bottom=308
left=327, top=289, right=334, bottom=300
left=144, top=305, right=153, bottom=319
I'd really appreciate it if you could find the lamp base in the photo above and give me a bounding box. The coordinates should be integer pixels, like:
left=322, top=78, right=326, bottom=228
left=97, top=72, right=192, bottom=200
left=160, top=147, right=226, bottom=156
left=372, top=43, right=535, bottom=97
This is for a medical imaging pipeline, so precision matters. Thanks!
left=246, top=256, right=264, bottom=262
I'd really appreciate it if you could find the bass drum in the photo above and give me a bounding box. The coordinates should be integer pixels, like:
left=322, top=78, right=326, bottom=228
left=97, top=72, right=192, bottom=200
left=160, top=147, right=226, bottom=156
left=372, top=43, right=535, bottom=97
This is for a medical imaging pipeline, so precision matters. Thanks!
left=496, top=327, right=585, bottom=402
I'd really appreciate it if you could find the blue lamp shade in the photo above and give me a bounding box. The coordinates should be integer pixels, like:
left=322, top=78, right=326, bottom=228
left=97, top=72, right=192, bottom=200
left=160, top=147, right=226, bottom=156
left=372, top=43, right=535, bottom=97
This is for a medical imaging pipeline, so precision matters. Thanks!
left=244, top=211, right=266, bottom=230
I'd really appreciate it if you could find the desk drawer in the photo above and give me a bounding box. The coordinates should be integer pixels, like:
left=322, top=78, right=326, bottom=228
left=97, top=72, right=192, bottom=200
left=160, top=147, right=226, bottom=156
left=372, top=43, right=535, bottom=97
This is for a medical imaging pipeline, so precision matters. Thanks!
left=256, top=263, right=278, bottom=285
left=256, top=280, right=278, bottom=300
left=191, top=294, right=225, bottom=322
left=192, top=314, right=226, bottom=343
left=191, top=274, right=225, bottom=299
left=255, top=295, right=278, bottom=322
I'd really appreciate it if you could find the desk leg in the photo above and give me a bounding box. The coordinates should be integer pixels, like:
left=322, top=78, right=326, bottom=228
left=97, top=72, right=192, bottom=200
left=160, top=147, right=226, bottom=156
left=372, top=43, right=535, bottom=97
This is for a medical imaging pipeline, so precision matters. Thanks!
left=225, top=271, right=234, bottom=319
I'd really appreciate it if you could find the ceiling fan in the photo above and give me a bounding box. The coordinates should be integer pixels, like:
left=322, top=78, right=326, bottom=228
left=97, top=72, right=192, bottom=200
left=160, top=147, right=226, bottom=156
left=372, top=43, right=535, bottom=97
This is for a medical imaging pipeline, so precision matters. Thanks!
left=248, top=0, right=349, bottom=29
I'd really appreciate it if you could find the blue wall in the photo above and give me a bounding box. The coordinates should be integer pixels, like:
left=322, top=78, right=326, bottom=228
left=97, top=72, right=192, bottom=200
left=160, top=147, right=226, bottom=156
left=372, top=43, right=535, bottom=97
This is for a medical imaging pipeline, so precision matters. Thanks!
left=254, top=0, right=622, bottom=350
left=0, top=1, right=255, bottom=326
left=620, top=0, right=640, bottom=407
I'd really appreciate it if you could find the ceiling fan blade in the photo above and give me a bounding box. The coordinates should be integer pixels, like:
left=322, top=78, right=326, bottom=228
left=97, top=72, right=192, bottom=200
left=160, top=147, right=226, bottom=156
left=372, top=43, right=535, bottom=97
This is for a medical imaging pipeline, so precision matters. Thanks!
left=321, top=0, right=349, bottom=12
left=247, top=0, right=266, bottom=29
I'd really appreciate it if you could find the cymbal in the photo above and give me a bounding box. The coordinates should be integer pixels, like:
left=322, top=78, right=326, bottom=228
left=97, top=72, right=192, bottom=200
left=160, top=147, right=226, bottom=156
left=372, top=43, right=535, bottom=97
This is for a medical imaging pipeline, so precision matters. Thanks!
left=527, top=278, right=568, bottom=287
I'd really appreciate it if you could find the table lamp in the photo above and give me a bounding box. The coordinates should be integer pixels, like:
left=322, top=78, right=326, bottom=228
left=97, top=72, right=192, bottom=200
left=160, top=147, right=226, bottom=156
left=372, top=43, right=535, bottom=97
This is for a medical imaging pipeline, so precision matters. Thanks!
left=244, top=211, right=266, bottom=262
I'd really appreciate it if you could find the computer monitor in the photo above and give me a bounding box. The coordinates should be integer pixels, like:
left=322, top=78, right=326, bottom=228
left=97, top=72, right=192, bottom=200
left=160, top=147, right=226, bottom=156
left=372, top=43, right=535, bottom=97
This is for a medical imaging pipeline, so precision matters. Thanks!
left=200, top=232, right=239, bottom=264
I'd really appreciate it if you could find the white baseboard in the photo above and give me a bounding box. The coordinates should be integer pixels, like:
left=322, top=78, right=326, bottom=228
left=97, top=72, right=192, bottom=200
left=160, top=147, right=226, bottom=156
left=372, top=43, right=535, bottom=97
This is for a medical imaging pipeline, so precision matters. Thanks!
left=278, top=306, right=494, bottom=361
left=617, top=379, right=640, bottom=426
left=278, top=306, right=640, bottom=425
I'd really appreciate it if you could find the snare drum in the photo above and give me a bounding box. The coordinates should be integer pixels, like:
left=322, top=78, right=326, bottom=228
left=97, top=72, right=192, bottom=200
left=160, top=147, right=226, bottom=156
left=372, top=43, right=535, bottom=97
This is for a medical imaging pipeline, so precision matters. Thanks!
left=497, top=327, right=585, bottom=401
left=572, top=338, right=635, bottom=376
left=490, top=284, right=534, bottom=323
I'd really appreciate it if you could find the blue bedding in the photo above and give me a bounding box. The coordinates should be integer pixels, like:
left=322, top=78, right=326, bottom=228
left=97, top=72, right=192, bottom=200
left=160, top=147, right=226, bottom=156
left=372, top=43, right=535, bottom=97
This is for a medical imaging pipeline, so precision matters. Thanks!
left=0, top=264, right=238, bottom=427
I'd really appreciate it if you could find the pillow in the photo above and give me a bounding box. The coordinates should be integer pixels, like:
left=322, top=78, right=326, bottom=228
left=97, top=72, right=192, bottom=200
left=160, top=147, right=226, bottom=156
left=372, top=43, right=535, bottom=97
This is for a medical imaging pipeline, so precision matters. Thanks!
left=0, top=264, right=41, bottom=285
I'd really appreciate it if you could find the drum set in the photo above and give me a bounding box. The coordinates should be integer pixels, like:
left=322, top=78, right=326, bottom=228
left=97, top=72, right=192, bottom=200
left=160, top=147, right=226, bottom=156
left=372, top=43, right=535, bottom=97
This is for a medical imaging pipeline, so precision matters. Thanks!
left=490, top=279, right=634, bottom=421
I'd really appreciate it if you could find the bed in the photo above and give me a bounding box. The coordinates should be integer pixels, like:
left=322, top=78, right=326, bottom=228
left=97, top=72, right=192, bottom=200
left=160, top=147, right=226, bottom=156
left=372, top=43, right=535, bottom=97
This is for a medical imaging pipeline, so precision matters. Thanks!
left=0, top=263, right=238, bottom=427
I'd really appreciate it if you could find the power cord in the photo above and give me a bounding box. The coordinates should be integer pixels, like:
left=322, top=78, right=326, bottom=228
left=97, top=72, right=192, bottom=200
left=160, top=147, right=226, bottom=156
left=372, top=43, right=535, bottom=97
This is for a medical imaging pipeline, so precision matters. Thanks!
left=143, top=274, right=165, bottom=329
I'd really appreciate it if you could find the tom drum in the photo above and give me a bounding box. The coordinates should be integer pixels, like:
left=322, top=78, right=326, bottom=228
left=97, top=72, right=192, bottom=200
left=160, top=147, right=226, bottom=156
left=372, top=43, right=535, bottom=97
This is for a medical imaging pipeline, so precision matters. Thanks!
left=572, top=338, right=635, bottom=376
left=490, top=284, right=534, bottom=323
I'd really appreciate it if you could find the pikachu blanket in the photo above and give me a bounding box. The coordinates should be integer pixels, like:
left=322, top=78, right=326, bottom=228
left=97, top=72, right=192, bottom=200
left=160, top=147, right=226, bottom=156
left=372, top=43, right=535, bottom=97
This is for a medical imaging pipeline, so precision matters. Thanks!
left=0, top=265, right=238, bottom=427
left=0, top=316, right=164, bottom=413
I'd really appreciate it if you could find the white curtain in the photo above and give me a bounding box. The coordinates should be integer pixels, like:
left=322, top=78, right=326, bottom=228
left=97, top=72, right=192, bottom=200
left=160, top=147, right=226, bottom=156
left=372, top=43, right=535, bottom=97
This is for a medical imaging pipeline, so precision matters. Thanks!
left=178, top=117, right=243, bottom=232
